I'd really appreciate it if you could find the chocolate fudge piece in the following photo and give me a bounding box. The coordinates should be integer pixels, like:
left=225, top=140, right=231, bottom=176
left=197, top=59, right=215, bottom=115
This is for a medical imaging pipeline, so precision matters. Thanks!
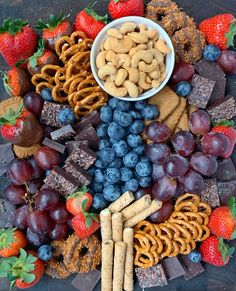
left=71, top=269, right=101, bottom=291
left=75, top=124, right=99, bottom=151
left=218, top=180, right=236, bottom=206
left=63, top=161, right=92, bottom=186
left=188, top=74, right=215, bottom=109
left=162, top=257, right=186, bottom=280
left=180, top=254, right=204, bottom=280
left=50, top=125, right=76, bottom=142
left=135, top=264, right=168, bottom=288
left=207, top=95, right=236, bottom=122
left=200, top=179, right=220, bottom=208
left=65, top=140, right=89, bottom=154
left=213, top=158, right=236, bottom=182
left=43, top=166, right=79, bottom=197
left=195, top=59, right=226, bottom=80
left=42, top=138, right=65, bottom=154
left=65, top=145, right=97, bottom=170
left=0, top=143, right=14, bottom=177
left=76, top=110, right=101, bottom=131
left=0, top=199, right=15, bottom=228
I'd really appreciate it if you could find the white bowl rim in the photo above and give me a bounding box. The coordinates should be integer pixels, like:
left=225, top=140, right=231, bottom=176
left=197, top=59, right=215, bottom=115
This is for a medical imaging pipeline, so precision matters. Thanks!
left=90, top=16, right=175, bottom=101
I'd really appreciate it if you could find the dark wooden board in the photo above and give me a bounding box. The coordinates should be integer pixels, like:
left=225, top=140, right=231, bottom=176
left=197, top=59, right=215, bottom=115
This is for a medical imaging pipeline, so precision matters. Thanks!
left=0, top=0, right=236, bottom=290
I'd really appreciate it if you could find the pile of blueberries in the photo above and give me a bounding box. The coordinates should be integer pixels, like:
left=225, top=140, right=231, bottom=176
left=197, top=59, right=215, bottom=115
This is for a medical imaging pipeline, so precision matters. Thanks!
left=88, top=98, right=159, bottom=210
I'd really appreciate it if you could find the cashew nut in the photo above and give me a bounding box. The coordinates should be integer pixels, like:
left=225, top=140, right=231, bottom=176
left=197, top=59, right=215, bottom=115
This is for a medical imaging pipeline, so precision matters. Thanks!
left=139, top=24, right=158, bottom=39
left=155, top=39, right=171, bottom=54
left=147, top=40, right=154, bottom=49
left=126, top=67, right=139, bottom=83
left=98, top=64, right=117, bottom=80
left=104, top=81, right=128, bottom=97
left=149, top=49, right=164, bottom=64
left=115, top=68, right=128, bottom=86
left=159, top=62, right=166, bottom=73
left=123, top=80, right=139, bottom=98
left=128, top=32, right=148, bottom=44
left=131, top=50, right=153, bottom=67
left=107, top=28, right=123, bottom=39
left=106, top=50, right=118, bottom=67
left=149, top=70, right=161, bottom=79
left=120, top=22, right=137, bottom=34
left=117, top=54, right=131, bottom=68
left=160, top=71, right=167, bottom=82
left=139, top=59, right=158, bottom=73
left=109, top=35, right=133, bottom=54
left=152, top=79, right=161, bottom=88
left=96, top=51, right=107, bottom=69
left=139, top=24, right=147, bottom=32
left=138, top=72, right=152, bottom=90
left=146, top=76, right=152, bottom=84
left=103, top=38, right=112, bottom=50
left=129, top=44, right=147, bottom=57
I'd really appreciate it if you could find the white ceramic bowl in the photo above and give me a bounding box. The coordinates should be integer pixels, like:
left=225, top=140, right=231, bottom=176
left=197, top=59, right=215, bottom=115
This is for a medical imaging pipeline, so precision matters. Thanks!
left=90, top=16, right=175, bottom=101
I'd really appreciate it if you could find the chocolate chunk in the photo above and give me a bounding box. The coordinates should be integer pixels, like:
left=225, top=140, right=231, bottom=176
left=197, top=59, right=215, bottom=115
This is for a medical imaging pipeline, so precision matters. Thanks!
left=65, top=140, right=89, bottom=154
left=71, top=269, right=101, bottom=291
left=75, top=124, right=99, bottom=151
left=76, top=110, right=101, bottom=131
left=0, top=143, right=14, bottom=177
left=50, top=125, right=76, bottom=142
left=207, top=95, right=236, bottom=122
left=208, top=78, right=226, bottom=107
left=65, top=145, right=97, bottom=170
left=200, top=179, right=220, bottom=208
left=195, top=59, right=226, bottom=80
left=218, top=180, right=236, bottom=206
left=180, top=254, right=204, bottom=280
left=42, top=138, right=66, bottom=154
left=63, top=161, right=92, bottom=186
left=188, top=74, right=215, bottom=109
left=162, top=257, right=186, bottom=280
left=135, top=264, right=168, bottom=288
left=213, top=158, right=236, bottom=182
left=43, top=166, right=80, bottom=197
left=0, top=199, right=16, bottom=228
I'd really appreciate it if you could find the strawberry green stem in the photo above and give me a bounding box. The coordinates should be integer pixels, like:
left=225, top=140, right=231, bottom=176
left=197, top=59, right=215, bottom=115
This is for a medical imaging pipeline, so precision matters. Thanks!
left=0, top=18, right=28, bottom=35
left=0, top=71, right=13, bottom=96
left=85, top=1, right=108, bottom=23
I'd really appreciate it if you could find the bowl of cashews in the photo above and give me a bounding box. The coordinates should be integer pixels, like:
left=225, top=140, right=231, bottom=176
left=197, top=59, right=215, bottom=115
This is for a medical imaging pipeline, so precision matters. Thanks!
left=91, top=16, right=175, bottom=101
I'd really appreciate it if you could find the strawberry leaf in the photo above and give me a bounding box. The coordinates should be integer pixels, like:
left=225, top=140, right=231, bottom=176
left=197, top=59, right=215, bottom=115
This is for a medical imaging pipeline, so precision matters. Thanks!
left=218, top=237, right=234, bottom=263
left=231, top=228, right=236, bottom=239
left=0, top=260, right=11, bottom=276
left=82, top=199, right=88, bottom=212
left=19, top=248, right=27, bottom=262
left=35, top=11, right=69, bottom=30
left=226, top=22, right=236, bottom=48
left=229, top=196, right=236, bottom=219
left=0, top=18, right=28, bottom=35
left=85, top=216, right=93, bottom=228
left=25, top=255, right=37, bottom=264
left=15, top=59, right=26, bottom=67
left=85, top=2, right=108, bottom=23
left=213, top=120, right=234, bottom=127
left=21, top=272, right=35, bottom=283
left=114, top=0, right=120, bottom=3
left=67, top=186, right=88, bottom=199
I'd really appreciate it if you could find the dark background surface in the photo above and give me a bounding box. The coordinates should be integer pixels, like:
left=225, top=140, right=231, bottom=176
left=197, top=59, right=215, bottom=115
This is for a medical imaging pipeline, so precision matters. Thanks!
left=1, top=0, right=236, bottom=290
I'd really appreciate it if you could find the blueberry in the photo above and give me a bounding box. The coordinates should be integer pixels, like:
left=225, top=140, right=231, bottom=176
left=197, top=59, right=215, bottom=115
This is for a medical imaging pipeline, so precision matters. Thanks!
left=58, top=108, right=76, bottom=125
left=100, top=148, right=116, bottom=163
left=142, top=104, right=159, bottom=120
left=110, top=158, right=123, bottom=168
left=139, top=176, right=152, bottom=188
left=120, top=167, right=133, bottom=182
left=108, top=122, right=125, bottom=141
left=110, top=138, right=117, bottom=144
left=175, top=81, right=192, bottom=97
left=140, top=156, right=149, bottom=162
left=99, top=139, right=112, bottom=150
left=135, top=161, right=152, bottom=177
left=100, top=105, right=113, bottom=122
left=92, top=193, right=108, bottom=210
left=123, top=151, right=139, bottom=168
left=129, top=110, right=142, bottom=119
left=134, top=100, right=147, bottom=110
left=127, top=134, right=143, bottom=148
left=87, top=166, right=96, bottom=176
left=203, top=44, right=221, bottom=62
left=104, top=168, right=121, bottom=184
left=188, top=250, right=202, bottom=263
left=96, top=123, right=108, bottom=138
left=113, top=140, right=129, bottom=157
left=41, top=88, right=53, bottom=102
left=94, top=169, right=104, bottom=183
left=124, top=179, right=139, bottom=192
left=103, top=184, right=121, bottom=201
left=95, top=159, right=107, bottom=169
left=134, top=145, right=145, bottom=156
left=129, top=120, right=145, bottom=134
left=116, top=100, right=131, bottom=111
left=117, top=112, right=133, bottom=127
left=91, top=181, right=104, bottom=192
left=108, top=97, right=117, bottom=109
left=37, top=245, right=52, bottom=261
left=113, top=110, right=121, bottom=123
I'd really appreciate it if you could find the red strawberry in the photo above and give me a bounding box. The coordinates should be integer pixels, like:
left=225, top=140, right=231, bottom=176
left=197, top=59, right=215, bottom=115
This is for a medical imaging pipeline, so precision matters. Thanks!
left=199, top=236, right=234, bottom=266
left=211, top=120, right=236, bottom=158
left=66, top=186, right=93, bottom=216
left=75, top=2, right=107, bottom=39
left=108, top=0, right=144, bottom=19
left=199, top=14, right=236, bottom=50
left=0, top=18, right=37, bottom=67
left=36, top=11, right=74, bottom=50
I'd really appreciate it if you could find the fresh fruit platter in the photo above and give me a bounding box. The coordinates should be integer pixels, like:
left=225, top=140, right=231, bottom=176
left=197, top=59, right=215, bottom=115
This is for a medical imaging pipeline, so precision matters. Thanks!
left=1, top=0, right=236, bottom=290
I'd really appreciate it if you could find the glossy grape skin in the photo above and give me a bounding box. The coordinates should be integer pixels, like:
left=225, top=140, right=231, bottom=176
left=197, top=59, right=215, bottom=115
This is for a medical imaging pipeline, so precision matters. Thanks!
left=4, top=184, right=25, bottom=204
left=152, top=176, right=177, bottom=202
left=134, top=186, right=153, bottom=200
left=171, top=131, right=196, bottom=157
left=28, top=178, right=44, bottom=194
left=27, top=210, right=52, bottom=234
left=148, top=201, right=173, bottom=223
left=49, top=203, right=69, bottom=223
left=179, top=169, right=205, bottom=194
left=201, top=132, right=230, bottom=157
left=145, top=143, right=170, bottom=163
left=152, top=163, right=165, bottom=181
left=163, top=155, right=189, bottom=178
left=189, top=110, right=211, bottom=136
left=7, top=159, right=32, bottom=185
left=13, top=205, right=29, bottom=230
left=35, top=189, right=60, bottom=211
left=217, top=50, right=236, bottom=74
left=190, top=152, right=218, bottom=176
left=23, top=92, right=44, bottom=117
left=145, top=121, right=171, bottom=143
left=50, top=223, right=68, bottom=240
left=171, top=62, right=195, bottom=84
left=26, top=228, right=49, bottom=247
left=34, top=146, right=60, bottom=170
left=176, top=182, right=185, bottom=197
left=28, top=158, right=44, bottom=178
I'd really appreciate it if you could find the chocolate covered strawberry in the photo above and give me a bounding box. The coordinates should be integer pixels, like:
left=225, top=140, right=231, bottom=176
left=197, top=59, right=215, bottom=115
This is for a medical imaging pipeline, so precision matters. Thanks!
left=108, top=0, right=144, bottom=19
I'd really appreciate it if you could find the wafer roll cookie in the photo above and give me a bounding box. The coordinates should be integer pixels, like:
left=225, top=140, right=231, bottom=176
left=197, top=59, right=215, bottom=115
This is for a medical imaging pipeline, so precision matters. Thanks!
left=124, top=199, right=162, bottom=228
left=109, top=191, right=135, bottom=212
left=121, top=194, right=152, bottom=221
left=112, top=212, right=123, bottom=242
left=101, top=240, right=114, bottom=291
left=100, top=209, right=112, bottom=241
left=123, top=228, right=134, bottom=291
left=113, top=241, right=126, bottom=291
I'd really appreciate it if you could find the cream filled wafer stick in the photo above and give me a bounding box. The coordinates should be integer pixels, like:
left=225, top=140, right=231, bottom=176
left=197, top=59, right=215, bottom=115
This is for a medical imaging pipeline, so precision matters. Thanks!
left=100, top=209, right=112, bottom=242
left=101, top=240, right=114, bottom=291
left=109, top=191, right=135, bottom=213
left=124, top=199, right=162, bottom=228
left=112, top=212, right=123, bottom=242
left=113, top=241, right=127, bottom=291
left=121, top=194, right=152, bottom=221
left=123, top=228, right=134, bottom=291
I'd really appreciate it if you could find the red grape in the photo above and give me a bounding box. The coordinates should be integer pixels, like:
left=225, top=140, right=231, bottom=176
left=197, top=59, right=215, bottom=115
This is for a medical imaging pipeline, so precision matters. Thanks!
left=27, top=210, right=52, bottom=234
left=201, top=132, right=230, bottom=157
left=163, top=155, right=189, bottom=178
left=171, top=131, right=196, bottom=157
left=28, top=158, right=44, bottom=178
left=4, top=184, right=25, bottom=204
left=145, top=143, right=170, bottom=163
left=23, top=92, right=44, bottom=117
left=171, top=62, right=195, bottom=84
left=34, top=146, right=60, bottom=170
left=35, top=189, right=60, bottom=211
left=42, top=124, right=54, bottom=138
left=13, top=205, right=29, bottom=230
left=28, top=178, right=44, bottom=194
left=67, top=214, right=73, bottom=229
left=176, top=182, right=185, bottom=196
left=26, top=228, right=49, bottom=247
left=152, top=163, right=165, bottom=181
left=50, top=223, right=68, bottom=240
left=135, top=186, right=153, bottom=200
left=152, top=176, right=177, bottom=202
left=7, top=159, right=32, bottom=185
left=179, top=169, right=204, bottom=194
left=148, top=201, right=173, bottom=223
left=189, top=110, right=211, bottom=136
left=49, top=203, right=69, bottom=223
left=190, top=152, right=218, bottom=176
left=145, top=121, right=171, bottom=143
left=217, top=50, right=236, bottom=74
